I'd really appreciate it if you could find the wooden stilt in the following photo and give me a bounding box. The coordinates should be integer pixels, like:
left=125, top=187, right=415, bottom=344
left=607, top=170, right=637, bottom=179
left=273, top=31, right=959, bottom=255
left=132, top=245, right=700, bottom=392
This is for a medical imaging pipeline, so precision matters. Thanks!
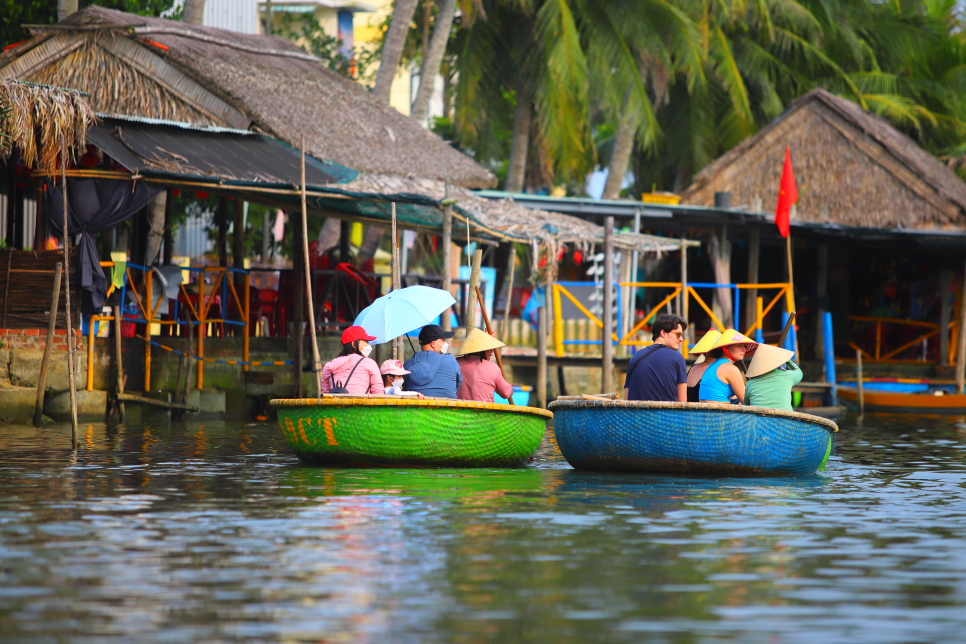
left=59, top=156, right=78, bottom=447
left=34, top=262, right=62, bottom=427
left=441, top=184, right=453, bottom=332
left=300, top=136, right=322, bottom=397
left=856, top=348, right=865, bottom=416
left=602, top=217, right=614, bottom=394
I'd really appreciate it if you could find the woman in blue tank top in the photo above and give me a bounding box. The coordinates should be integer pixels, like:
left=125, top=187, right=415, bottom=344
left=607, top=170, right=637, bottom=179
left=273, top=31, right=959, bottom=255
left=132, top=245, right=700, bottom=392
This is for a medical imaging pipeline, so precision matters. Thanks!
left=698, top=329, right=757, bottom=404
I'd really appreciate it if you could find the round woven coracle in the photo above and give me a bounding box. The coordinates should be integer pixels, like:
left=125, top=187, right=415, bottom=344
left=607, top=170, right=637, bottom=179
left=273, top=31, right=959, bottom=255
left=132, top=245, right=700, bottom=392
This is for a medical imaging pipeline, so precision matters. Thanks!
left=548, top=400, right=837, bottom=476
left=271, top=397, right=552, bottom=467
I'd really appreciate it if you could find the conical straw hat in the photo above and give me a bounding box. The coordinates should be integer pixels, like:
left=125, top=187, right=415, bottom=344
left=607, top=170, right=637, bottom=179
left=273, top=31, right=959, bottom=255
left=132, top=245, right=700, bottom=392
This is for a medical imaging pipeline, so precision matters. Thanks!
left=711, top=328, right=757, bottom=350
left=746, top=343, right=795, bottom=378
left=691, top=329, right=722, bottom=355
left=456, top=328, right=506, bottom=356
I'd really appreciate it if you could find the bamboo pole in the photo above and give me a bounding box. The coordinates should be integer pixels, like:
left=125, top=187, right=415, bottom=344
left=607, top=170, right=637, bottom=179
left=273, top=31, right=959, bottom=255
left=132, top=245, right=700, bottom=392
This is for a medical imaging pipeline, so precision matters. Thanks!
left=956, top=258, right=966, bottom=394
left=476, top=285, right=513, bottom=405
left=786, top=233, right=800, bottom=359
left=300, top=136, right=322, bottom=397
left=537, top=277, right=548, bottom=408
left=34, top=262, right=62, bottom=427
left=681, top=239, right=689, bottom=354
left=111, top=302, right=126, bottom=423
left=856, top=348, right=865, bottom=416
left=198, top=267, right=206, bottom=390
left=465, top=248, right=482, bottom=336
left=60, top=156, right=78, bottom=447
left=391, top=202, right=402, bottom=360
left=242, top=272, right=250, bottom=372
left=602, top=217, right=614, bottom=394
left=441, top=185, right=453, bottom=332
left=144, top=269, right=152, bottom=391
left=501, top=244, right=516, bottom=342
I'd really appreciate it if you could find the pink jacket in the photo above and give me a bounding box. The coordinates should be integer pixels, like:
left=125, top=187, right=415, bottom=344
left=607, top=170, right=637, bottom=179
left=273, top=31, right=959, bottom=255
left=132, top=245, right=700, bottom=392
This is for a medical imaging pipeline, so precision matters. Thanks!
left=320, top=355, right=383, bottom=395
left=456, top=355, right=514, bottom=403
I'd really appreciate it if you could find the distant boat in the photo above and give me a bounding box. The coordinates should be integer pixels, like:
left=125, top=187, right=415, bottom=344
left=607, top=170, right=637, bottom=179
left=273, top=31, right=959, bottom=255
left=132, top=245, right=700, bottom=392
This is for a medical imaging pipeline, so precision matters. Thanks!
left=271, top=396, right=551, bottom=467
left=838, top=382, right=966, bottom=414
left=549, top=399, right=838, bottom=476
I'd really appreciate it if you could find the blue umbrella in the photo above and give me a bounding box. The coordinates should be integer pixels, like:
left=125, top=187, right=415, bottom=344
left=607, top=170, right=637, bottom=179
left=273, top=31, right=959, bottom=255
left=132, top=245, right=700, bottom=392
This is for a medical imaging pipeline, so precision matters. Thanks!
left=354, top=285, right=456, bottom=345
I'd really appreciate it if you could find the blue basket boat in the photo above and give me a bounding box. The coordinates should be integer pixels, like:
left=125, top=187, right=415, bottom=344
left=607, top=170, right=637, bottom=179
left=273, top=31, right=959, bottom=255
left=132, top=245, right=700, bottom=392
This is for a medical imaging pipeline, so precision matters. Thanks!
left=549, top=400, right=838, bottom=476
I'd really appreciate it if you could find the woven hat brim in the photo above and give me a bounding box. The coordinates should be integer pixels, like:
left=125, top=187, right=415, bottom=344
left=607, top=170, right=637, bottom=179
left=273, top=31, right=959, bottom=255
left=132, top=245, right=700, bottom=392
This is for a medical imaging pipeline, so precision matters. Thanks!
left=746, top=344, right=795, bottom=378
left=710, top=328, right=757, bottom=350
left=456, top=328, right=506, bottom=356
left=691, top=329, right=722, bottom=354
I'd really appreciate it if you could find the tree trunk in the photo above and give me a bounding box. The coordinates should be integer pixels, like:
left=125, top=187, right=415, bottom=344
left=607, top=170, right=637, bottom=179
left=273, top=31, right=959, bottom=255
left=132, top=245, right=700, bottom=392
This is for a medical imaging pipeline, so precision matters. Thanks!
left=505, top=85, right=533, bottom=193
left=143, top=192, right=166, bottom=267
left=411, top=0, right=457, bottom=123
left=373, top=0, right=420, bottom=104
left=602, top=100, right=636, bottom=200
left=183, top=0, right=207, bottom=25
left=58, top=0, right=78, bottom=21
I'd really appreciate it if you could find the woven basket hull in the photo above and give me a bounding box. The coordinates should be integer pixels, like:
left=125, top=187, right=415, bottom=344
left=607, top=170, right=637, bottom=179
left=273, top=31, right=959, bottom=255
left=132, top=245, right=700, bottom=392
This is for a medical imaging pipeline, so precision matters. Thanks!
left=549, top=400, right=837, bottom=476
left=271, top=398, right=551, bottom=467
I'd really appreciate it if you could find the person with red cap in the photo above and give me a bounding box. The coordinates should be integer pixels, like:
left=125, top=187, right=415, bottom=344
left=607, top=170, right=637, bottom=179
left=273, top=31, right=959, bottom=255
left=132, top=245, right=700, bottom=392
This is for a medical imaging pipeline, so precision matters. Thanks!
left=320, top=325, right=383, bottom=395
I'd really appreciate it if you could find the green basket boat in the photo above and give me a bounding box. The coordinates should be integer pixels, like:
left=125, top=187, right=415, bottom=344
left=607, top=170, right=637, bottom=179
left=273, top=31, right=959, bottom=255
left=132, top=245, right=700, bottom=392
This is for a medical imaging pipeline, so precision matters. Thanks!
left=271, top=396, right=553, bottom=467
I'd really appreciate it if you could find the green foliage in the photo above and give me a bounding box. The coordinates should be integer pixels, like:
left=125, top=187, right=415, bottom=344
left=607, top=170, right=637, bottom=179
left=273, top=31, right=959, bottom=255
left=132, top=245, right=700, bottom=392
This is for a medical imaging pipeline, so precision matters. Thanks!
left=275, top=12, right=374, bottom=82
left=0, top=1, right=177, bottom=51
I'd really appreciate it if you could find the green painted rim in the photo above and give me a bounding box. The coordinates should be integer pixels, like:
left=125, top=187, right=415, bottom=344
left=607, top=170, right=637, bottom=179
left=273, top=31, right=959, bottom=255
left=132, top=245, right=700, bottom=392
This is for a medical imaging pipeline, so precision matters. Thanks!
left=272, top=398, right=550, bottom=468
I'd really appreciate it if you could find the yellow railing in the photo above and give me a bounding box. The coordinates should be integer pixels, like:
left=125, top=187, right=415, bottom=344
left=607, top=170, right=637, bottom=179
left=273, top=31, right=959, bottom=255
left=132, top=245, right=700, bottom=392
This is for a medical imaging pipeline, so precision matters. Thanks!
left=551, top=281, right=793, bottom=357
left=89, top=262, right=250, bottom=391
left=848, top=316, right=950, bottom=363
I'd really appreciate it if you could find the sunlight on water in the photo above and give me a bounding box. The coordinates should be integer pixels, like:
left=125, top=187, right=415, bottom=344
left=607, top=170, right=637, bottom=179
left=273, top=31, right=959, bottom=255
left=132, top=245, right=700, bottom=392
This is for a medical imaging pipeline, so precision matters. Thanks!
left=1, top=414, right=965, bottom=643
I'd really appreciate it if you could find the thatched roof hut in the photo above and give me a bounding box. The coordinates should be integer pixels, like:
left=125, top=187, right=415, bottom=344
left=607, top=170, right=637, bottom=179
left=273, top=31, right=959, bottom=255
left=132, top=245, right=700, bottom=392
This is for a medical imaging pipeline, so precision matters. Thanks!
left=0, top=5, right=494, bottom=189
left=0, top=79, right=95, bottom=169
left=681, top=89, right=966, bottom=231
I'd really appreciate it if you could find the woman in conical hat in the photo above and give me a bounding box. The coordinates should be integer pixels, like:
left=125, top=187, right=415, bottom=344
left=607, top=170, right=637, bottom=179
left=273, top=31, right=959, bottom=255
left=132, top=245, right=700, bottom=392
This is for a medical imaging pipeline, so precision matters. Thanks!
left=698, top=329, right=758, bottom=404
left=744, top=344, right=801, bottom=411
left=456, top=328, right=514, bottom=403
left=685, top=329, right=722, bottom=402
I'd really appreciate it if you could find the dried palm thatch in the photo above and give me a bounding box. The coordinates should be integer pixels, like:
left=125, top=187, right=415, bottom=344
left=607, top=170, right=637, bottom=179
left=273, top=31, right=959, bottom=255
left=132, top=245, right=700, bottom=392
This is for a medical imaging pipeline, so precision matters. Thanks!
left=1, top=6, right=496, bottom=188
left=682, top=89, right=966, bottom=230
left=0, top=79, right=96, bottom=169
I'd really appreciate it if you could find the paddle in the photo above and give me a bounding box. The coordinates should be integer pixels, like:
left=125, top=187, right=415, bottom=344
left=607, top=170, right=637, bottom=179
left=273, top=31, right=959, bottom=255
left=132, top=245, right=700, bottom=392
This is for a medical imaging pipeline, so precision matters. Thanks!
left=475, top=286, right=515, bottom=405
left=778, top=311, right=797, bottom=347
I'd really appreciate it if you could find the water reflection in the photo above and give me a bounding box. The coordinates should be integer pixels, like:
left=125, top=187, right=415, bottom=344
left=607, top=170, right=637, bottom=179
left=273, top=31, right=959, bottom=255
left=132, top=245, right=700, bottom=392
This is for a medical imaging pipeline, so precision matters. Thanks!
left=0, top=414, right=965, bottom=643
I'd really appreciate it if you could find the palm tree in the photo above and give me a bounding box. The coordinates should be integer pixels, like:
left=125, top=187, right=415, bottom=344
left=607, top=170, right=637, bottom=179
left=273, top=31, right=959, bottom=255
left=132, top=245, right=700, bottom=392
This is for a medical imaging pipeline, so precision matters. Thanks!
left=411, top=0, right=458, bottom=123
left=374, top=0, right=421, bottom=103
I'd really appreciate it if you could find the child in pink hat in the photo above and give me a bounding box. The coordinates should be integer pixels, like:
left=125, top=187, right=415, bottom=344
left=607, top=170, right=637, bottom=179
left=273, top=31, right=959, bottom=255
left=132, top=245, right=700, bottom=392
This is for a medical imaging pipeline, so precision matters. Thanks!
left=380, top=360, right=424, bottom=398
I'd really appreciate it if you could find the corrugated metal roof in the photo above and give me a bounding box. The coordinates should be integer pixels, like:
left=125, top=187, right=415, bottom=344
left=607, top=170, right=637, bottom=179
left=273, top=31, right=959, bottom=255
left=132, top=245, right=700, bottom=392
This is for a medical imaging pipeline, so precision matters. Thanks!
left=88, top=115, right=356, bottom=185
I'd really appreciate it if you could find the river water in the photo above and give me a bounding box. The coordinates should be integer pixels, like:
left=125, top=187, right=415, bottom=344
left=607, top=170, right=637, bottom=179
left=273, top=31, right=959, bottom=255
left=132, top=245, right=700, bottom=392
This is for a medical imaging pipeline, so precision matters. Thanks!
left=1, top=413, right=965, bottom=643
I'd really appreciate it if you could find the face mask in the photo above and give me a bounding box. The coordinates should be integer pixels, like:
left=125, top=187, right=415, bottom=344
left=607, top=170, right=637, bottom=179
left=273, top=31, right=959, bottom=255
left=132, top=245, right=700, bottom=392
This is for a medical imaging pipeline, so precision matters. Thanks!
left=360, top=344, right=372, bottom=358
left=440, top=341, right=449, bottom=354
left=393, top=378, right=404, bottom=388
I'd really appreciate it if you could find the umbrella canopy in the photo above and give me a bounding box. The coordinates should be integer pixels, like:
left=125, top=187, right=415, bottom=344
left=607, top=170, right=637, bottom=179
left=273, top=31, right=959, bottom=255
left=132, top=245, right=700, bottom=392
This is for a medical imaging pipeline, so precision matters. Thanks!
left=353, top=285, right=456, bottom=345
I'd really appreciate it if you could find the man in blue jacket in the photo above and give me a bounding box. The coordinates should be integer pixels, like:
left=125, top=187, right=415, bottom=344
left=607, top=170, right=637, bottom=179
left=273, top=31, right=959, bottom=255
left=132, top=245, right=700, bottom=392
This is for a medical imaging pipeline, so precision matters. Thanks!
left=403, top=324, right=462, bottom=398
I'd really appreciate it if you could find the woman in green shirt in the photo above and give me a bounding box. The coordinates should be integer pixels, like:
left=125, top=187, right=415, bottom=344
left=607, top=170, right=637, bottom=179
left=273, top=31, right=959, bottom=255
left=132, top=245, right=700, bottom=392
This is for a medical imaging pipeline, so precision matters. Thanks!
left=745, top=344, right=802, bottom=411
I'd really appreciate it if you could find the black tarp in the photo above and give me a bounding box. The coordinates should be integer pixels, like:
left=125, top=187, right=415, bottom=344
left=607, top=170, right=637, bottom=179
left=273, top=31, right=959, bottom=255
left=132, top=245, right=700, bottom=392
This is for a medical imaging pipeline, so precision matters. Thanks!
left=47, top=178, right=162, bottom=313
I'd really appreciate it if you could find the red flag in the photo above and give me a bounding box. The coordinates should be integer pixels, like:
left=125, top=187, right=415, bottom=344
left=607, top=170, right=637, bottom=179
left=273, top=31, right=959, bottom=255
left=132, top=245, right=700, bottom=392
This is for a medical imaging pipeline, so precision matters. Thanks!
left=775, top=146, right=797, bottom=238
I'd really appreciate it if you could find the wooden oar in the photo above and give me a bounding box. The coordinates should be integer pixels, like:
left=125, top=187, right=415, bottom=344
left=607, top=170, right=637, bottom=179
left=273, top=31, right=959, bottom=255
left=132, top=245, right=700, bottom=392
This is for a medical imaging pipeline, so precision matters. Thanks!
left=475, top=286, right=515, bottom=405
left=778, top=311, right=797, bottom=346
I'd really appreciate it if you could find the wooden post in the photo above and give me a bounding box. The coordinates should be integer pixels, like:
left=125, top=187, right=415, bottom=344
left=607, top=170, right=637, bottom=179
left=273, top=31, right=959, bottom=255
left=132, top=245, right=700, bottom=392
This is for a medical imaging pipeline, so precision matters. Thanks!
left=602, top=217, right=614, bottom=394
left=110, top=301, right=126, bottom=424
left=441, top=190, right=453, bottom=332
left=745, top=226, right=760, bottom=331
left=501, top=245, right=516, bottom=342
left=856, top=348, right=865, bottom=416
left=537, top=274, right=548, bottom=408
left=785, top=231, right=799, bottom=359
left=197, top=267, right=206, bottom=389
left=144, top=269, right=152, bottom=391
left=300, top=136, right=322, bottom=396
left=956, top=258, right=966, bottom=393
left=59, top=160, right=78, bottom=447
left=233, top=198, right=245, bottom=279
left=163, top=188, right=174, bottom=265
left=292, top=212, right=304, bottom=397
left=391, top=203, right=402, bottom=360
left=217, top=196, right=229, bottom=268
left=465, top=248, right=482, bottom=335
left=631, top=208, right=641, bottom=322
left=243, top=272, right=250, bottom=372
left=681, top=239, right=689, bottom=353
left=941, top=269, right=952, bottom=365
left=34, top=262, right=62, bottom=427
